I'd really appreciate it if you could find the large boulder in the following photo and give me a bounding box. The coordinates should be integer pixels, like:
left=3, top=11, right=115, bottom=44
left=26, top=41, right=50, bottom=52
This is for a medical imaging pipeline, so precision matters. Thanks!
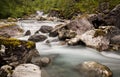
left=12, top=64, right=41, bottom=77
left=28, top=34, right=47, bottom=42
left=75, top=61, right=112, bottom=77
left=80, top=29, right=109, bottom=51
left=68, top=26, right=120, bottom=51
left=63, top=15, right=94, bottom=35
left=0, top=37, right=39, bottom=67
left=39, top=25, right=53, bottom=33
left=0, top=22, right=23, bottom=37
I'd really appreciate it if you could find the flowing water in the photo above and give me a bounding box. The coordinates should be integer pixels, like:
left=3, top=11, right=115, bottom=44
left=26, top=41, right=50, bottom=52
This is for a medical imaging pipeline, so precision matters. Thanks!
left=17, top=19, right=120, bottom=77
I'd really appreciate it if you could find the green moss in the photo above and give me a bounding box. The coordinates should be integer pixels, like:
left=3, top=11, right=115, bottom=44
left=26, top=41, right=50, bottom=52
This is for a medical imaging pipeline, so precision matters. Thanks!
left=26, top=41, right=35, bottom=49
left=94, top=29, right=106, bottom=37
left=0, top=37, right=35, bottom=49
left=0, top=37, right=21, bottom=47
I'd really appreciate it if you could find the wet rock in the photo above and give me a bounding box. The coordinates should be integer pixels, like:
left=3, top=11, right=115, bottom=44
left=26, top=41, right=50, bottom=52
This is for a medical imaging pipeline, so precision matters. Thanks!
left=24, top=30, right=31, bottom=36
left=34, top=30, right=39, bottom=34
left=28, top=34, right=47, bottom=42
left=12, top=64, right=41, bottom=77
left=75, top=61, right=112, bottom=77
left=32, top=54, right=58, bottom=67
left=49, top=24, right=64, bottom=37
left=49, top=31, right=58, bottom=37
left=45, top=40, right=50, bottom=44
left=39, top=26, right=53, bottom=33
left=0, top=37, right=38, bottom=67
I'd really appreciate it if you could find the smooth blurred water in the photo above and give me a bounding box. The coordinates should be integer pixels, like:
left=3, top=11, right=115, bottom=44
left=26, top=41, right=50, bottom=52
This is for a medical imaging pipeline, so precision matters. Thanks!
left=17, top=20, right=120, bottom=77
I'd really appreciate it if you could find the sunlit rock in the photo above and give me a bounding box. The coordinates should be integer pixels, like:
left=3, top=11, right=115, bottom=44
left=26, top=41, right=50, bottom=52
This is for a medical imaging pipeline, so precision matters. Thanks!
left=80, top=29, right=109, bottom=51
left=12, top=64, right=41, bottom=77
left=75, top=61, right=113, bottom=77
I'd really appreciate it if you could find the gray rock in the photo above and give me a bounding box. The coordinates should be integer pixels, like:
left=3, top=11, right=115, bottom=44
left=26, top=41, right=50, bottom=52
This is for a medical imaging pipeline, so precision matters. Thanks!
left=63, top=15, right=94, bottom=35
left=39, top=26, right=53, bottom=33
left=68, top=26, right=119, bottom=51
left=24, top=30, right=31, bottom=36
left=28, top=34, right=47, bottom=42
left=12, top=64, right=41, bottom=77
left=75, top=61, right=113, bottom=77
left=80, top=29, right=109, bottom=51
left=49, top=31, right=58, bottom=37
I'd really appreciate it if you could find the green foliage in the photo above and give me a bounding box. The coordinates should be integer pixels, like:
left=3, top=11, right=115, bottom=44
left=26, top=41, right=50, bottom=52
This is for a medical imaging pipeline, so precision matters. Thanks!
left=0, top=0, right=120, bottom=19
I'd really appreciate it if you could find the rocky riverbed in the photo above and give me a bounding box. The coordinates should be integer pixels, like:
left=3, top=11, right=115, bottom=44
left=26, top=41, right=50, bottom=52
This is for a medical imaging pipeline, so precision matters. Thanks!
left=0, top=4, right=120, bottom=77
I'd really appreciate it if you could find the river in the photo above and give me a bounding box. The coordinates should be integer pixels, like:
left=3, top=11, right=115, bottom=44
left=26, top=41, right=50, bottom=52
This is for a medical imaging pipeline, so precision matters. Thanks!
left=16, top=19, right=120, bottom=77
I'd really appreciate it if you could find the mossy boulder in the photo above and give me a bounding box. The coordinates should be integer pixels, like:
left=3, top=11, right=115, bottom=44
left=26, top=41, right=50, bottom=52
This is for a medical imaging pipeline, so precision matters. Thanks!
left=0, top=37, right=39, bottom=67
